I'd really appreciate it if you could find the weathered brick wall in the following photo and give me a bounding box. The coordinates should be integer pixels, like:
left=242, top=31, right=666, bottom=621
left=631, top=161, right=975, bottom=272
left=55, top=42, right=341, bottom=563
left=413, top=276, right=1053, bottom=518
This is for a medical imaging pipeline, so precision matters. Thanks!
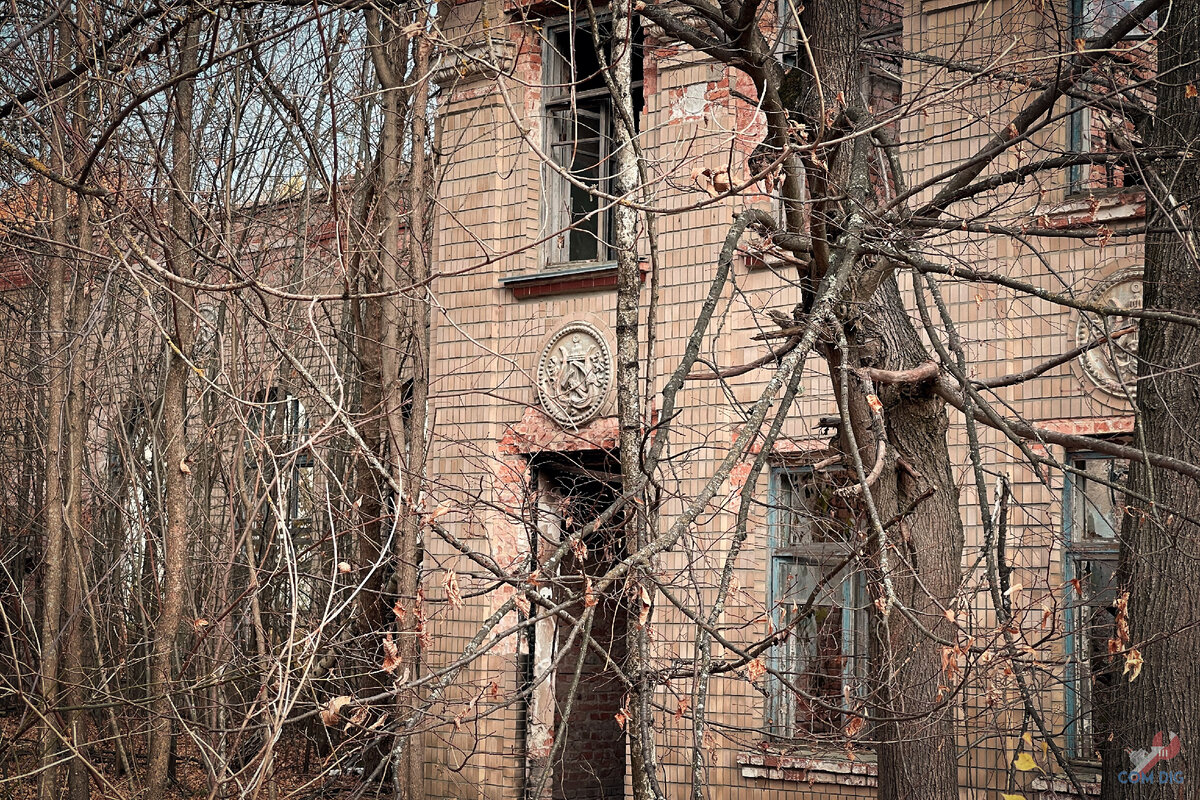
left=425, top=0, right=1148, bottom=797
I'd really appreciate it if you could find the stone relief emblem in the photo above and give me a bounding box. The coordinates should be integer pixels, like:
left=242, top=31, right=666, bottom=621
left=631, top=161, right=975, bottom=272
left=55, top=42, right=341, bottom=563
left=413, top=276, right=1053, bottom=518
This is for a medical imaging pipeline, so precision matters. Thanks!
left=1076, top=268, right=1142, bottom=398
left=536, top=322, right=613, bottom=427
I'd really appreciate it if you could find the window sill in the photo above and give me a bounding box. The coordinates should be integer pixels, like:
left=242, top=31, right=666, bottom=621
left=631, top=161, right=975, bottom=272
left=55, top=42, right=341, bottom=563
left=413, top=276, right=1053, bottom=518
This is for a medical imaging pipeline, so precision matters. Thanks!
left=736, top=751, right=877, bottom=787
left=921, top=0, right=978, bottom=14
left=499, top=260, right=647, bottom=300
left=1032, top=775, right=1101, bottom=797
left=1041, top=189, right=1145, bottom=229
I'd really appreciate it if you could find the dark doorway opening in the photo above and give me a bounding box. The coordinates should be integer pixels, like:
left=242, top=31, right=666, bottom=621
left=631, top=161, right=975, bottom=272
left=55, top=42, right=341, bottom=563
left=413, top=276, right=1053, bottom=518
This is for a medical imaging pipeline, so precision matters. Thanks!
left=535, top=452, right=628, bottom=800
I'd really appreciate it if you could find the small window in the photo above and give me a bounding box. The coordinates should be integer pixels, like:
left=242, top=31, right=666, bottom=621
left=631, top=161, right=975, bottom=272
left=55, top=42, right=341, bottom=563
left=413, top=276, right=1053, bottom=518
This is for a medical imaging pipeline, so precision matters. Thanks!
left=1065, top=0, right=1154, bottom=194
left=1064, top=453, right=1125, bottom=761
left=541, top=16, right=642, bottom=267
left=768, top=469, right=867, bottom=741
left=1070, top=456, right=1126, bottom=541
left=1066, top=103, right=1149, bottom=194
left=246, top=388, right=315, bottom=533
left=1072, top=0, right=1157, bottom=41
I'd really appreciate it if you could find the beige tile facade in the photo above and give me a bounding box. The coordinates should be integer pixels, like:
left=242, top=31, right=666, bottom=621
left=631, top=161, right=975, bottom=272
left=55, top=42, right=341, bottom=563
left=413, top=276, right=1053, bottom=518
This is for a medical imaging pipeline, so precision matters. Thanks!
left=423, top=0, right=1143, bottom=797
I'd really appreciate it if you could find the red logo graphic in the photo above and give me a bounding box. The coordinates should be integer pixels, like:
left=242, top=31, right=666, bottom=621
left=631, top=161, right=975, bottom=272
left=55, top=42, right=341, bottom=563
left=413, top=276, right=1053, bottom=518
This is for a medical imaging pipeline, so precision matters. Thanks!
left=1130, top=731, right=1182, bottom=778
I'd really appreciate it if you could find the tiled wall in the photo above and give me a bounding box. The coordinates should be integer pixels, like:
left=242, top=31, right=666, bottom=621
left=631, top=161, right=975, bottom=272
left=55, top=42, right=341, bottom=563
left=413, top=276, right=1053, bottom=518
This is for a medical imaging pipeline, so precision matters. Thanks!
left=424, top=0, right=1143, bottom=796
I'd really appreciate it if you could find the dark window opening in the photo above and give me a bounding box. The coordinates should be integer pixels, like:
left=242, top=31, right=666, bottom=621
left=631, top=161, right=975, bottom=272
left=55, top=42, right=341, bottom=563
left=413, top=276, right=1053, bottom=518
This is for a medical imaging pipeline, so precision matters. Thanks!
left=542, top=17, right=644, bottom=266
left=1065, top=452, right=1126, bottom=761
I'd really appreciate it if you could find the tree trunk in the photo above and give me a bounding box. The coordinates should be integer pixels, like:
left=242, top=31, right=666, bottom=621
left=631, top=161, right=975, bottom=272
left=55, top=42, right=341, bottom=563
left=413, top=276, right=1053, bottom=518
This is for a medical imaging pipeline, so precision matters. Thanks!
left=871, top=293, right=962, bottom=800
left=794, top=0, right=965, bottom=790
left=37, top=103, right=70, bottom=800
left=392, top=21, right=431, bottom=800
left=1104, top=0, right=1200, bottom=795
left=63, top=13, right=94, bottom=796
left=833, top=277, right=963, bottom=800
left=146, top=20, right=199, bottom=800
left=607, top=1, right=656, bottom=797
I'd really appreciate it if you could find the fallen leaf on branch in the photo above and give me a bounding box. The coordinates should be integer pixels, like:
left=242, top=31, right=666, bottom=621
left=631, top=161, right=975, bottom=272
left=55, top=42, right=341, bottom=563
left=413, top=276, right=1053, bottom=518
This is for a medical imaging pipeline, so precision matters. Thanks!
left=320, top=696, right=354, bottom=726
left=1124, top=648, right=1144, bottom=682
left=675, top=697, right=690, bottom=720
left=1013, top=752, right=1040, bottom=772
left=381, top=635, right=401, bottom=674
left=443, top=569, right=463, bottom=608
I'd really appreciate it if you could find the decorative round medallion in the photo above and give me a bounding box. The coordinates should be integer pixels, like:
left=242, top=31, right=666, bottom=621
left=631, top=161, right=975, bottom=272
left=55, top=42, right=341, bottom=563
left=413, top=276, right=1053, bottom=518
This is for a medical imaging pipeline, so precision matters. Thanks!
left=1076, top=268, right=1142, bottom=398
left=536, top=322, right=614, bottom=427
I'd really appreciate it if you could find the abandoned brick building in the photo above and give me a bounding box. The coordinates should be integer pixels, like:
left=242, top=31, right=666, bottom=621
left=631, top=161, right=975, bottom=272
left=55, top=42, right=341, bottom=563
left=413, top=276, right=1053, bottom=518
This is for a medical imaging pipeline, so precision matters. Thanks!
left=0, top=0, right=1156, bottom=795
left=420, top=0, right=1151, bottom=797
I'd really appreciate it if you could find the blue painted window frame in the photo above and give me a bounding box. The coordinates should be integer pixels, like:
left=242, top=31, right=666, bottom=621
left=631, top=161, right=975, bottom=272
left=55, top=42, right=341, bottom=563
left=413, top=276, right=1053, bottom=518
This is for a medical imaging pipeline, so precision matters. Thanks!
left=765, top=466, right=865, bottom=741
left=1063, top=452, right=1123, bottom=761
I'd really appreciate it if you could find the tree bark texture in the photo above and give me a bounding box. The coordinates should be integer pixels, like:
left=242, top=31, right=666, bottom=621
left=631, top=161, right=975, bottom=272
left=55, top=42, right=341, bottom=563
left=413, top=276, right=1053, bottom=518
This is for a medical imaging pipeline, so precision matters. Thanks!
left=146, top=20, right=199, bottom=800
left=1105, top=0, right=1200, bottom=795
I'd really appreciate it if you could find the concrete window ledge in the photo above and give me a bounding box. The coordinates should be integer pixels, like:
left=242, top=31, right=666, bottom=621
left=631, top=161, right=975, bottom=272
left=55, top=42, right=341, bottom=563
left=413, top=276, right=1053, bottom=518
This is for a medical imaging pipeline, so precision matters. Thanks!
left=1040, top=190, right=1145, bottom=229
left=736, top=752, right=878, bottom=787
left=499, top=260, right=649, bottom=300
left=1031, top=776, right=1102, bottom=798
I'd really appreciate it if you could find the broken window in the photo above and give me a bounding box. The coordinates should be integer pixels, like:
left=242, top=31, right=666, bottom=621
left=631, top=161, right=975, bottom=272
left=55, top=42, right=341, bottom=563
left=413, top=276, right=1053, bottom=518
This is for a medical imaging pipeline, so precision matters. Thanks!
left=245, top=388, right=319, bottom=615
left=246, top=387, right=315, bottom=533
left=541, top=16, right=642, bottom=266
left=1066, top=0, right=1154, bottom=194
left=767, top=468, right=867, bottom=741
left=1073, top=0, right=1157, bottom=40
left=1064, top=453, right=1125, bottom=761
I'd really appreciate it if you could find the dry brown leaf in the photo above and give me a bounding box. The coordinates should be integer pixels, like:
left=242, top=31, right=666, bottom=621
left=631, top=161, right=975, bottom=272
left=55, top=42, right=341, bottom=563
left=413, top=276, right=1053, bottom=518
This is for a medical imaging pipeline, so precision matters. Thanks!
left=710, top=169, right=731, bottom=193
left=747, top=657, right=767, bottom=681
left=844, top=715, right=865, bottom=738
left=615, top=700, right=631, bottom=731
left=1124, top=648, right=1144, bottom=682
left=637, top=584, right=652, bottom=627
left=320, top=695, right=354, bottom=726
left=425, top=502, right=451, bottom=525
left=443, top=569, right=463, bottom=609
left=346, top=705, right=370, bottom=730
left=675, top=696, right=690, bottom=720
left=381, top=634, right=401, bottom=674
left=337, top=561, right=352, bottom=574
